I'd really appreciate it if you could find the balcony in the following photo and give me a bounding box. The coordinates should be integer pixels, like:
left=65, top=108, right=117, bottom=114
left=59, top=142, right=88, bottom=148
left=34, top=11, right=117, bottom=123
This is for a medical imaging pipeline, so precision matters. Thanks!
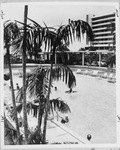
left=94, top=35, right=113, bottom=39
left=92, top=27, right=109, bottom=31
left=93, top=44, right=112, bottom=47
left=94, top=31, right=112, bottom=35
left=93, top=40, right=113, bottom=43
left=92, top=22, right=114, bottom=28
left=92, top=17, right=115, bottom=23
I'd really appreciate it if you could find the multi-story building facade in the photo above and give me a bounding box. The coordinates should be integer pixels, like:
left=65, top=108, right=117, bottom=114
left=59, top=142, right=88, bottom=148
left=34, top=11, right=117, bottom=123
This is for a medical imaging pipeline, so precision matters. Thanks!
left=86, top=13, right=115, bottom=51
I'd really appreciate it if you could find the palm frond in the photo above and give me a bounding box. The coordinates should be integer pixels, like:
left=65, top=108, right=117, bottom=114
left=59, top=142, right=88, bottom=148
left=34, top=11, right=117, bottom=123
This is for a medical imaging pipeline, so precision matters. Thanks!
left=16, top=67, right=49, bottom=103
left=50, top=98, right=71, bottom=113
left=58, top=19, right=94, bottom=45
left=16, top=103, right=23, bottom=113
left=16, top=102, right=39, bottom=117
left=11, top=38, right=23, bottom=55
left=15, top=20, right=34, bottom=29
left=4, top=20, right=21, bottom=47
left=25, top=19, right=56, bottom=52
left=27, top=18, right=42, bottom=29
left=26, top=102, right=39, bottom=117
left=26, top=68, right=49, bottom=99
left=4, top=115, right=17, bottom=139
left=48, top=64, right=76, bottom=88
left=16, top=87, right=23, bottom=103
left=8, top=18, right=94, bottom=59
left=4, top=20, right=24, bottom=58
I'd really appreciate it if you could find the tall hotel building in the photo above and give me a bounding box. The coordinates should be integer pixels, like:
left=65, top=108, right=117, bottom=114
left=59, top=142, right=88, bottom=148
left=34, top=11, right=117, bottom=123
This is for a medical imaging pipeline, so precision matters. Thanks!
left=86, top=13, right=115, bottom=51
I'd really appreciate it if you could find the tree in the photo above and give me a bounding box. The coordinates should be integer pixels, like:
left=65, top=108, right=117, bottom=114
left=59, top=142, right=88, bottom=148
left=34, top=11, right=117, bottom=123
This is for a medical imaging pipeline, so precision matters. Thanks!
left=4, top=21, right=21, bottom=144
left=11, top=5, right=29, bottom=144
left=24, top=19, right=93, bottom=143
left=12, top=17, right=93, bottom=143
left=22, top=5, right=29, bottom=144
left=43, top=20, right=93, bottom=143
left=16, top=65, right=75, bottom=143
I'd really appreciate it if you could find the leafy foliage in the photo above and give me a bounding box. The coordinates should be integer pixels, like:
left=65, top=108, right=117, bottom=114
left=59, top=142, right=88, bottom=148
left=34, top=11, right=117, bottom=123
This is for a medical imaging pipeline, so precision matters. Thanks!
left=4, top=20, right=21, bottom=48
left=4, top=115, right=22, bottom=145
left=49, top=98, right=71, bottom=113
left=5, top=17, right=93, bottom=144
left=13, top=18, right=93, bottom=62
left=106, top=54, right=115, bottom=67
left=16, top=97, right=71, bottom=118
left=16, top=102, right=39, bottom=117
left=50, top=64, right=76, bottom=88
left=16, top=65, right=76, bottom=103
left=28, top=129, right=43, bottom=144
left=4, top=115, right=17, bottom=138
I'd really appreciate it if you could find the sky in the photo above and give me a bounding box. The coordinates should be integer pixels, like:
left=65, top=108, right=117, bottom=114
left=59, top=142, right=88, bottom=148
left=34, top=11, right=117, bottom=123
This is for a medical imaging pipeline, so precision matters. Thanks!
left=1, top=2, right=116, bottom=51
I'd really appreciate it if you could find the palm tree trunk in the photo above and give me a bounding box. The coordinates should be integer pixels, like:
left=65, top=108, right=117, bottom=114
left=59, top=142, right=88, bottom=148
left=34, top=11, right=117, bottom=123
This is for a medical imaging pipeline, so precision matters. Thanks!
left=6, top=47, right=20, bottom=144
left=22, top=5, right=28, bottom=144
left=42, top=62, right=53, bottom=144
left=38, top=100, right=43, bottom=134
left=42, top=44, right=56, bottom=144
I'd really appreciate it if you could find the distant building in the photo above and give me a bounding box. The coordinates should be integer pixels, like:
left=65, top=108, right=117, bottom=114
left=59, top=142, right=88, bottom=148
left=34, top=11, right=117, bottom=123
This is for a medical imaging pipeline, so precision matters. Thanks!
left=86, top=13, right=115, bottom=51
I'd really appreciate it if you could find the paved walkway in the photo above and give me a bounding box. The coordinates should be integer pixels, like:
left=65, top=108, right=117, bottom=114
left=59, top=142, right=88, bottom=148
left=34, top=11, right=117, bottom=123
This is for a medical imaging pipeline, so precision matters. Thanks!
left=46, top=120, right=91, bottom=144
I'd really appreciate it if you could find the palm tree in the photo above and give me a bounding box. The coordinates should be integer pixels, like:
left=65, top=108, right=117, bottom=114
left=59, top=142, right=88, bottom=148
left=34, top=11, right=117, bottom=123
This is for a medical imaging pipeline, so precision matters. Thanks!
left=16, top=65, right=74, bottom=143
left=22, top=5, right=29, bottom=144
left=15, top=98, right=71, bottom=144
left=4, top=20, right=21, bottom=144
left=38, top=19, right=93, bottom=143
left=10, top=5, right=29, bottom=144
left=12, top=17, right=93, bottom=143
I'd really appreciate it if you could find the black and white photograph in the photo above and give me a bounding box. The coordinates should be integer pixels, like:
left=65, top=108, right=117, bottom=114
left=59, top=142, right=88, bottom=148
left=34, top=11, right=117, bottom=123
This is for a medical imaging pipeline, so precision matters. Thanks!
left=0, top=0, right=120, bottom=149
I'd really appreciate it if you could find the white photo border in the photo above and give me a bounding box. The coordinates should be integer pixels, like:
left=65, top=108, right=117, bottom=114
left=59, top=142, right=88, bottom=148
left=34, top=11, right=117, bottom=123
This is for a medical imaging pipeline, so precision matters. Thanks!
left=0, top=0, right=120, bottom=149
